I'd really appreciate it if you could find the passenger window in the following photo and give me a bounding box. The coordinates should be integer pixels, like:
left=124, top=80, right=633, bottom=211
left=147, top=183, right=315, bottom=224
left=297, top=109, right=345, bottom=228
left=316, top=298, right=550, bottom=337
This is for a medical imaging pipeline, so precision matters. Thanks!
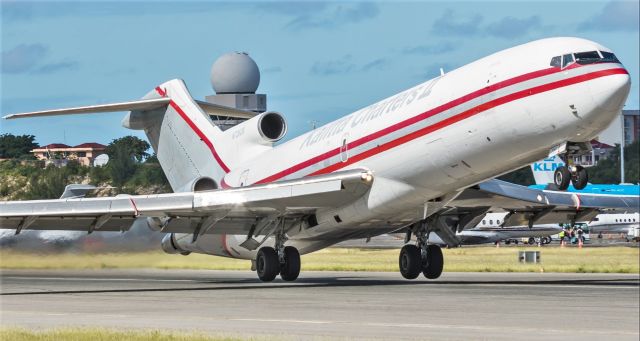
left=562, top=54, right=574, bottom=68
left=482, top=220, right=486, bottom=225
left=489, top=220, right=493, bottom=225
left=550, top=56, right=561, bottom=67
left=497, top=220, right=501, bottom=224
left=575, top=51, right=600, bottom=65
left=600, top=51, right=620, bottom=63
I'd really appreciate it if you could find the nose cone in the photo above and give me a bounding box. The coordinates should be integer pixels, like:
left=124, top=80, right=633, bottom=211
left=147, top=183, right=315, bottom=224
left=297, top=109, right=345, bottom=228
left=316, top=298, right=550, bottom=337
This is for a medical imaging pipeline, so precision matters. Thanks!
left=593, top=71, right=631, bottom=114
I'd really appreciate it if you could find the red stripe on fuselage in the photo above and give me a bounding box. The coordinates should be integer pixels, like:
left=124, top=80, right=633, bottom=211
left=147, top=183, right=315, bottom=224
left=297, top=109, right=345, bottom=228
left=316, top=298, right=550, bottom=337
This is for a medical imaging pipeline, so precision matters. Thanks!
left=154, top=87, right=231, bottom=173
left=255, top=66, right=627, bottom=183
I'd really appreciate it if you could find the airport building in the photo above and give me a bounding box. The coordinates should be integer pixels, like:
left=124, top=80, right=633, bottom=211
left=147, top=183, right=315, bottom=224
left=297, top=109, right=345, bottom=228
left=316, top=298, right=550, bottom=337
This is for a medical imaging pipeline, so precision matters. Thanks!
left=623, top=110, right=639, bottom=146
left=31, top=142, right=107, bottom=167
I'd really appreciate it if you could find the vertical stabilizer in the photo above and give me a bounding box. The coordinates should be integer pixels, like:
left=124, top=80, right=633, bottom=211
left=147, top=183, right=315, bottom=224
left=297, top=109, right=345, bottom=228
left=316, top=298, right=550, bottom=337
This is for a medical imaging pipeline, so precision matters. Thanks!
left=530, top=156, right=565, bottom=185
left=123, top=79, right=232, bottom=192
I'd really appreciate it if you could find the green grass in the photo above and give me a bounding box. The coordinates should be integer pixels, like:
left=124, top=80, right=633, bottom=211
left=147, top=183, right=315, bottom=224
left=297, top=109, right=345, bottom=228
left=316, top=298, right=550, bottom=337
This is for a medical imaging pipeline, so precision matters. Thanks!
left=1, top=246, right=638, bottom=273
left=0, top=327, right=267, bottom=341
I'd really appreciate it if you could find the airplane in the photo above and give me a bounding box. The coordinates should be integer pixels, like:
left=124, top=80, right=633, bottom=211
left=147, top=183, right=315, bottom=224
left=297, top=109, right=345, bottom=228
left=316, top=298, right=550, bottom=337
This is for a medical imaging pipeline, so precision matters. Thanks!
left=440, top=212, right=560, bottom=245
left=529, top=155, right=639, bottom=195
left=0, top=37, right=634, bottom=282
left=530, top=156, right=639, bottom=233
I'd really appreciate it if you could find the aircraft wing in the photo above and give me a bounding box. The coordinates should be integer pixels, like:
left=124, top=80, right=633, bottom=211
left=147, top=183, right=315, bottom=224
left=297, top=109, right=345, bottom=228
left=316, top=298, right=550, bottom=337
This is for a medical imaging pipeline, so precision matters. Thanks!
left=3, top=98, right=256, bottom=120
left=0, top=169, right=373, bottom=235
left=446, top=179, right=639, bottom=228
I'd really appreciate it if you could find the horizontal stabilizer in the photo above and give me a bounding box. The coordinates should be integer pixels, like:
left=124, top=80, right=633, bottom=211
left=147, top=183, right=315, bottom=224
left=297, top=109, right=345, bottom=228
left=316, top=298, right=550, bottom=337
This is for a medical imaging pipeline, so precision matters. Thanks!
left=3, top=98, right=257, bottom=120
left=195, top=100, right=256, bottom=119
left=3, top=98, right=171, bottom=119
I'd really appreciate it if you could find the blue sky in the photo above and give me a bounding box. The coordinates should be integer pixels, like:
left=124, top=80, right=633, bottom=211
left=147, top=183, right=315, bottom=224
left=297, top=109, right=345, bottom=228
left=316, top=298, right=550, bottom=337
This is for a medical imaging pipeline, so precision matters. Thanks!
left=1, top=1, right=638, bottom=146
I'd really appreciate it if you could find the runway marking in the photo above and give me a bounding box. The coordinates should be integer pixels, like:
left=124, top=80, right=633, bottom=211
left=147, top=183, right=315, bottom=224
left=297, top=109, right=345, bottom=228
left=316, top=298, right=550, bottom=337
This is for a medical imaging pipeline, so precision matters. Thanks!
left=3, top=311, right=638, bottom=336
left=211, top=317, right=640, bottom=336
left=3, top=276, right=198, bottom=283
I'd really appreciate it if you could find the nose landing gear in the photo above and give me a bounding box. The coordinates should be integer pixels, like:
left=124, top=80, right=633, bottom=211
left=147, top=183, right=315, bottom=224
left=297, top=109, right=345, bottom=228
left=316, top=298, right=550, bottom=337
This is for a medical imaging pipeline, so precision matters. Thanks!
left=550, top=142, right=591, bottom=191
left=554, top=164, right=588, bottom=190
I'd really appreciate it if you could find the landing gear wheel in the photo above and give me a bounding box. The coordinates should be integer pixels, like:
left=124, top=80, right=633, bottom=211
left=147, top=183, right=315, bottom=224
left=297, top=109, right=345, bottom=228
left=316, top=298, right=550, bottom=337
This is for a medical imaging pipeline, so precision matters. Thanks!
left=422, top=245, right=444, bottom=279
left=399, top=244, right=422, bottom=279
left=528, top=237, right=536, bottom=245
left=256, top=247, right=279, bottom=282
left=571, top=165, right=588, bottom=190
left=280, top=246, right=301, bottom=281
left=554, top=166, right=571, bottom=191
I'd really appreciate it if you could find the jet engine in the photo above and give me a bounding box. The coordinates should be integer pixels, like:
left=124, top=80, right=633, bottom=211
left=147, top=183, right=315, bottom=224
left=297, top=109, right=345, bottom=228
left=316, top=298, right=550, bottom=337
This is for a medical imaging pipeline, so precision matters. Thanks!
left=224, top=111, right=287, bottom=146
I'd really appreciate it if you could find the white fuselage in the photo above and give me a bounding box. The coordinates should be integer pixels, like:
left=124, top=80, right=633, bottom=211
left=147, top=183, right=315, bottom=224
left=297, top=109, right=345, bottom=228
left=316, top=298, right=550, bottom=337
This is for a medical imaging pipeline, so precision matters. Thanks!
left=178, top=37, right=631, bottom=258
left=588, top=213, right=640, bottom=234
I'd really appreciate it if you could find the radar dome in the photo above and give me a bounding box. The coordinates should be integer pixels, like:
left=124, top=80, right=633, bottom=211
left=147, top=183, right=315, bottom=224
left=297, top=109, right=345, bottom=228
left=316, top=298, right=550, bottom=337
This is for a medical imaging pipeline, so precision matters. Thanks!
left=210, top=52, right=260, bottom=94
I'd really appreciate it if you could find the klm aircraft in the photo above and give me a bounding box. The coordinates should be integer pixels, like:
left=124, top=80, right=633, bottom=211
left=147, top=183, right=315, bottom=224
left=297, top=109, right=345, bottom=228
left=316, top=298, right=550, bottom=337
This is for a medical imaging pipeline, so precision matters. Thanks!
left=530, top=155, right=639, bottom=196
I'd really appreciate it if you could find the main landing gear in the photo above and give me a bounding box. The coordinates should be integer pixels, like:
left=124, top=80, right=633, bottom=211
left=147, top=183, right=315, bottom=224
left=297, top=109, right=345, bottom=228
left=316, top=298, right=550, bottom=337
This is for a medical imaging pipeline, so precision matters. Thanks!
left=399, top=224, right=444, bottom=280
left=255, top=230, right=300, bottom=282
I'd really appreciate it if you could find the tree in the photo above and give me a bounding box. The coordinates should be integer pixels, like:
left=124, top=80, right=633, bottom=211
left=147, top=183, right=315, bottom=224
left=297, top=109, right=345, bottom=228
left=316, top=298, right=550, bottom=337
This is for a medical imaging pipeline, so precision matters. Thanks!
left=499, top=166, right=535, bottom=185
left=105, top=136, right=150, bottom=162
left=0, top=134, right=39, bottom=159
left=105, top=136, right=150, bottom=187
left=589, top=141, right=640, bottom=184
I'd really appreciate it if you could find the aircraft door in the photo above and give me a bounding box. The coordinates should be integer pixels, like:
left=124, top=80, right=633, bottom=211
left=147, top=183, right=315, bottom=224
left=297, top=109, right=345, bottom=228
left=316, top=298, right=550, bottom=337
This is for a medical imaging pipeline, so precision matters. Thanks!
left=340, top=134, right=349, bottom=162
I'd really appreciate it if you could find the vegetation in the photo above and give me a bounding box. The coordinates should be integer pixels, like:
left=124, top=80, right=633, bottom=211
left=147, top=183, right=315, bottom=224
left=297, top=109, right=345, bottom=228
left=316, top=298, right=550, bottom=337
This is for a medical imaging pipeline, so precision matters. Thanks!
left=0, top=134, right=38, bottom=159
left=498, top=166, right=534, bottom=185
left=0, top=328, right=262, bottom=341
left=588, top=142, right=640, bottom=183
left=1, top=247, right=637, bottom=273
left=499, top=140, right=639, bottom=185
left=0, top=134, right=169, bottom=200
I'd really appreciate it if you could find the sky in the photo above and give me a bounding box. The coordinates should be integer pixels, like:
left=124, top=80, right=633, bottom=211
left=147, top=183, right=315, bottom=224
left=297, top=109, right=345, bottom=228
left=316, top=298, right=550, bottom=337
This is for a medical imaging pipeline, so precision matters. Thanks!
left=1, top=0, right=638, bottom=147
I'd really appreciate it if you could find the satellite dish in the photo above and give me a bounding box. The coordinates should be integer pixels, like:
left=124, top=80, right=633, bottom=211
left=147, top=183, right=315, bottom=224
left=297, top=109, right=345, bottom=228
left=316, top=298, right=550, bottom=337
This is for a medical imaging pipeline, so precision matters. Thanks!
left=93, top=154, right=109, bottom=167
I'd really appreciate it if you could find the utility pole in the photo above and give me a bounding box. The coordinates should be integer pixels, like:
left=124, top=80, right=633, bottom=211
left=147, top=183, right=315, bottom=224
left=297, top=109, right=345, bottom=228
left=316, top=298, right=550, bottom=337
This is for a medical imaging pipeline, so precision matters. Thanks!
left=620, top=111, right=625, bottom=183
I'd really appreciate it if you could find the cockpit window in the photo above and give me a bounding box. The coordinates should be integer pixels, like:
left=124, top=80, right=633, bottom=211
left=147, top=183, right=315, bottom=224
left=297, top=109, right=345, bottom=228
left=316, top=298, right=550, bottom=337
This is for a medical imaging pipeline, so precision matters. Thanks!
left=600, top=51, right=620, bottom=63
left=550, top=56, right=561, bottom=67
left=562, top=54, right=574, bottom=68
left=574, top=51, right=601, bottom=65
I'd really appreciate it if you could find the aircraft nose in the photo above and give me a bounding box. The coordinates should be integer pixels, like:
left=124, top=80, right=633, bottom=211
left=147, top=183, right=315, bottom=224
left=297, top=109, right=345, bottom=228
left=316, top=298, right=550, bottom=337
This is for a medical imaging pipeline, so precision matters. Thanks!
left=593, top=70, right=631, bottom=113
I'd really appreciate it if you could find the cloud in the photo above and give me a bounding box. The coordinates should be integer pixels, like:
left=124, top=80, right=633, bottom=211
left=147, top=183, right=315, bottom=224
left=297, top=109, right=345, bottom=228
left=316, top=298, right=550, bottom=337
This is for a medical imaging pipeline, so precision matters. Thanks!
left=263, top=66, right=283, bottom=74
left=311, top=55, right=356, bottom=75
left=311, top=55, right=389, bottom=75
left=578, top=1, right=639, bottom=32
left=485, top=16, right=542, bottom=39
left=33, top=61, right=79, bottom=74
left=259, top=2, right=379, bottom=30
left=1, top=44, right=47, bottom=74
left=402, top=42, right=456, bottom=55
left=432, top=9, right=482, bottom=36
left=361, top=58, right=388, bottom=72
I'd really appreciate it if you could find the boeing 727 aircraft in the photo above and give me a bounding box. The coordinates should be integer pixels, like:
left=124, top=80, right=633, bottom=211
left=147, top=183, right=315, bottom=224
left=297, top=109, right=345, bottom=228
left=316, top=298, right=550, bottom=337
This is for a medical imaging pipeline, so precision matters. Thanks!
left=1, top=37, right=633, bottom=281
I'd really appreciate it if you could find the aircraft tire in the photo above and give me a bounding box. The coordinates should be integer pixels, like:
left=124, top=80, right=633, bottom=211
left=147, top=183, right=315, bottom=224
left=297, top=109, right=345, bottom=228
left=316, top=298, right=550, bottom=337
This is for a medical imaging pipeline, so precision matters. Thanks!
left=554, top=166, right=571, bottom=190
left=572, top=166, right=588, bottom=190
left=528, top=237, right=536, bottom=245
left=256, top=247, right=279, bottom=282
left=422, top=245, right=444, bottom=279
left=280, top=246, right=301, bottom=281
left=399, top=244, right=422, bottom=279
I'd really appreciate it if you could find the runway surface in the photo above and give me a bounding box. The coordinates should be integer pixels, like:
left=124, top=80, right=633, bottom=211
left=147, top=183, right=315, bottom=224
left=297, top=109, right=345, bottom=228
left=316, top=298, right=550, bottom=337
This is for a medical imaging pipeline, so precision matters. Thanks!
left=1, top=269, right=639, bottom=340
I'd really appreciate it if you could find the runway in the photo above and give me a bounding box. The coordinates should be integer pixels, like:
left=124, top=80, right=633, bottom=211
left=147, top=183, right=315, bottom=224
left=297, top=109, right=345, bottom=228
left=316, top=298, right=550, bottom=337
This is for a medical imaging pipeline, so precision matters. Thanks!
left=1, top=270, right=638, bottom=340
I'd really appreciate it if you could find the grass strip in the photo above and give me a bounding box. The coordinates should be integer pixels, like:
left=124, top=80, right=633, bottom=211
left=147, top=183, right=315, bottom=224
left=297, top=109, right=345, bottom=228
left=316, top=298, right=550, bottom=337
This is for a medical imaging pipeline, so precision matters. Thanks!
left=0, top=246, right=638, bottom=273
left=0, top=327, right=266, bottom=341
